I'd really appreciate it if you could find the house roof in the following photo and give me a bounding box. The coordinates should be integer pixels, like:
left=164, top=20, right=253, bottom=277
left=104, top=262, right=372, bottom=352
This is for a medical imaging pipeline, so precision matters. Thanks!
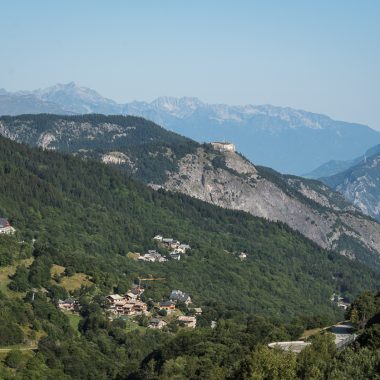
left=0, top=218, right=10, bottom=228
left=178, top=316, right=196, bottom=322
left=107, top=294, right=124, bottom=301
left=59, top=299, right=76, bottom=304
left=160, top=301, right=175, bottom=307
left=125, top=292, right=137, bottom=298
left=170, top=290, right=191, bottom=302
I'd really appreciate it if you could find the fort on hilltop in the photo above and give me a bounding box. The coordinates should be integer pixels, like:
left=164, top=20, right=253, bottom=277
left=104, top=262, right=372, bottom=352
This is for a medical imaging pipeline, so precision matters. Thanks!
left=210, top=142, right=236, bottom=153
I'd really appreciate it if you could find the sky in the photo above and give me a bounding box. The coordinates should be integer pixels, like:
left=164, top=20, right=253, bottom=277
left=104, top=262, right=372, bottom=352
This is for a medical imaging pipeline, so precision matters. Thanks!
left=1, top=0, right=380, bottom=128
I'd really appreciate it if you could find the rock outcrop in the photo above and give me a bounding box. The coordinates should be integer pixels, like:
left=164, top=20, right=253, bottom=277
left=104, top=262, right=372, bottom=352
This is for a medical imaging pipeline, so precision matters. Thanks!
left=161, top=146, right=380, bottom=264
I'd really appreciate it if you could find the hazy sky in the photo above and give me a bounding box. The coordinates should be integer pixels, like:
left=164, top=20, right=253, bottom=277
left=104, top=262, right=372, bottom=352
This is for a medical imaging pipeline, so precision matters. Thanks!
left=2, top=1, right=380, bottom=128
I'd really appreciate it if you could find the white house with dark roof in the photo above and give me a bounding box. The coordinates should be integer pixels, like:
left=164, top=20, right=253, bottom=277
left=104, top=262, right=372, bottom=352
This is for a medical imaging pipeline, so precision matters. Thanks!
left=170, top=290, right=192, bottom=305
left=58, top=299, right=77, bottom=311
left=0, top=218, right=16, bottom=235
left=138, top=250, right=167, bottom=263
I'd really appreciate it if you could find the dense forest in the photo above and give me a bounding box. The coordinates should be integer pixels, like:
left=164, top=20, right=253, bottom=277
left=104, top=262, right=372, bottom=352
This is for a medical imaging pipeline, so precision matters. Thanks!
left=2, top=114, right=380, bottom=270
left=0, top=135, right=378, bottom=314
left=0, top=135, right=379, bottom=378
left=0, top=238, right=379, bottom=380
left=0, top=114, right=199, bottom=185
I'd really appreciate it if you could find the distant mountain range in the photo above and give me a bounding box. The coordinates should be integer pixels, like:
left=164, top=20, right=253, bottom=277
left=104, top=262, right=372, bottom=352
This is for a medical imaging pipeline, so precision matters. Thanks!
left=1, top=82, right=380, bottom=175
left=1, top=114, right=380, bottom=268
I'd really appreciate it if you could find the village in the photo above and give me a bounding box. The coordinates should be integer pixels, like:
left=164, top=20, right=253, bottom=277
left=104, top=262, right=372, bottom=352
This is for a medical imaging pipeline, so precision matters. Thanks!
left=1, top=220, right=201, bottom=336
left=131, top=234, right=192, bottom=263
left=1, top=219, right=246, bottom=263
left=56, top=233, right=199, bottom=331
left=0, top=224, right=203, bottom=333
left=58, top=284, right=201, bottom=330
left=1, top=222, right=350, bottom=337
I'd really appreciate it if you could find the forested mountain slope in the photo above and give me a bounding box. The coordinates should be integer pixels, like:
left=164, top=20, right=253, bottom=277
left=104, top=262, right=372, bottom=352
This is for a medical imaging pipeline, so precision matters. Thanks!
left=0, top=136, right=380, bottom=379
left=1, top=114, right=380, bottom=268
left=0, top=135, right=378, bottom=319
left=157, top=146, right=380, bottom=268
left=0, top=113, right=193, bottom=152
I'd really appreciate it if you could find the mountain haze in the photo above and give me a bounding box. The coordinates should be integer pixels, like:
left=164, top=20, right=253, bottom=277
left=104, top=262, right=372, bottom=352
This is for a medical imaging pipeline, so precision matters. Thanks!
left=305, top=144, right=380, bottom=179
left=0, top=92, right=70, bottom=115
left=1, top=82, right=379, bottom=175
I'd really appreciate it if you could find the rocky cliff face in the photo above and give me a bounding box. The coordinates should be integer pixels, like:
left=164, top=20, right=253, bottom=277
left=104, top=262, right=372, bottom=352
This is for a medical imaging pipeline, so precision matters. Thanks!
left=322, top=153, right=380, bottom=221
left=159, top=146, right=380, bottom=265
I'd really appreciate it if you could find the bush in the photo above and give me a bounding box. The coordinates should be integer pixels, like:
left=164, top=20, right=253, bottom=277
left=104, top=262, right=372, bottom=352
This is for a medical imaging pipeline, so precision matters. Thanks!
left=64, top=266, right=76, bottom=277
left=158, top=309, right=167, bottom=317
left=5, top=350, right=23, bottom=369
left=0, top=320, right=24, bottom=345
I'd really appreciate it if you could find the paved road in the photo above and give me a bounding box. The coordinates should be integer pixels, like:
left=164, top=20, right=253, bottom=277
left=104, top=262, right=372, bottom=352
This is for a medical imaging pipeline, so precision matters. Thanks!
left=269, top=322, right=357, bottom=353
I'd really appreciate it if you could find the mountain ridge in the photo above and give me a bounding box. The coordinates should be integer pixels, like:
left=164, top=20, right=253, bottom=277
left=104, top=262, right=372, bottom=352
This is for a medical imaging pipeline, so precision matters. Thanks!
left=305, top=144, right=380, bottom=179
left=1, top=82, right=380, bottom=174
left=321, top=148, right=380, bottom=221
left=154, top=145, right=380, bottom=267
left=2, top=132, right=378, bottom=317
left=1, top=114, right=380, bottom=268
